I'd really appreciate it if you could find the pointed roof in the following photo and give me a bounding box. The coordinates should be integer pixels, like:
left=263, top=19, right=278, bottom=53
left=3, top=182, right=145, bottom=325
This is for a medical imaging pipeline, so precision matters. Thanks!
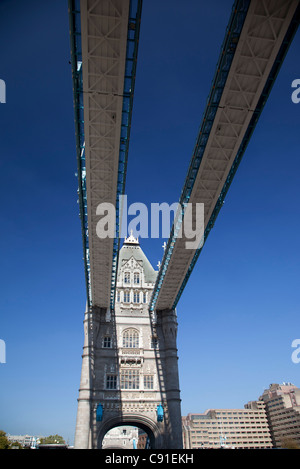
left=118, top=236, right=157, bottom=284
left=123, top=229, right=139, bottom=245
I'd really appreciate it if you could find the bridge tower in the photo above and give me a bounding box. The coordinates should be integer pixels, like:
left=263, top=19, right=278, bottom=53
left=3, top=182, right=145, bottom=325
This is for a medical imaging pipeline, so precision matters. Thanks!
left=74, top=233, right=182, bottom=449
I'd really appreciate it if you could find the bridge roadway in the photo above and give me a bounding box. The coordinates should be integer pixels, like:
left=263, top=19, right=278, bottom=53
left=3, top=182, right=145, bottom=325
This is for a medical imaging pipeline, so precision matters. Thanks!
left=69, top=0, right=142, bottom=311
left=150, top=0, right=300, bottom=312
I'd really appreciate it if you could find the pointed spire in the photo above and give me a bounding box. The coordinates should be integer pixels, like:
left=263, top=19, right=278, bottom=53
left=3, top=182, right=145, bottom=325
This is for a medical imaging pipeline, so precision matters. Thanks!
left=124, top=229, right=139, bottom=245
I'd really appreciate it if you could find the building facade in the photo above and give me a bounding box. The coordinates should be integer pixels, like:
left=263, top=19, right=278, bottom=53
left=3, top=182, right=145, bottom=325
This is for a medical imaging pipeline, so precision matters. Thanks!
left=260, top=383, right=300, bottom=448
left=102, top=425, right=138, bottom=449
left=182, top=401, right=272, bottom=449
left=7, top=434, right=40, bottom=448
left=74, top=234, right=182, bottom=449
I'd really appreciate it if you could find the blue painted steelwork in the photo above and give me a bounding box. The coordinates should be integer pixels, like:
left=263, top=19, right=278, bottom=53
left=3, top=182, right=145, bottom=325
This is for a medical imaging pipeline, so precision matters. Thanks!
left=150, top=0, right=300, bottom=312
left=68, top=0, right=91, bottom=306
left=149, top=0, right=251, bottom=312
left=68, top=0, right=143, bottom=309
left=157, top=404, right=164, bottom=422
left=96, top=403, right=103, bottom=422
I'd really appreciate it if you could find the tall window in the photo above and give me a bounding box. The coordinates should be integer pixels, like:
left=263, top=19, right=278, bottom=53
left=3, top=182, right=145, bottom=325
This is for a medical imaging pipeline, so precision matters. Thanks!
left=124, top=291, right=130, bottom=303
left=124, top=272, right=130, bottom=284
left=143, top=292, right=147, bottom=303
left=133, top=291, right=140, bottom=303
left=134, top=272, right=140, bottom=284
left=106, top=374, right=117, bottom=390
left=123, top=328, right=139, bottom=348
left=151, top=337, right=158, bottom=349
left=116, top=290, right=120, bottom=302
left=103, top=336, right=111, bottom=348
left=120, top=369, right=139, bottom=389
left=144, top=375, right=154, bottom=390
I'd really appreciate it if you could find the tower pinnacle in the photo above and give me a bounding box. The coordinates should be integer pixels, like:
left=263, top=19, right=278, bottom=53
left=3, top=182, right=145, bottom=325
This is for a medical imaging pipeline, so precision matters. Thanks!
left=124, top=229, right=139, bottom=245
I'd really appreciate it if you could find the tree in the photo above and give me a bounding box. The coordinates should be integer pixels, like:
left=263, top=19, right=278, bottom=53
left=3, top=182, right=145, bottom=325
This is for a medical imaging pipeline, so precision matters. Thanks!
left=10, top=441, right=23, bottom=449
left=39, top=434, right=65, bottom=445
left=0, top=431, right=11, bottom=449
left=280, top=437, right=300, bottom=449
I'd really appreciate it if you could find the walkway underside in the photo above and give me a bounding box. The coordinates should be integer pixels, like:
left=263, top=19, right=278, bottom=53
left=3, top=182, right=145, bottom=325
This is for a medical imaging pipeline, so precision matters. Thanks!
left=69, top=0, right=142, bottom=310
left=150, top=0, right=300, bottom=312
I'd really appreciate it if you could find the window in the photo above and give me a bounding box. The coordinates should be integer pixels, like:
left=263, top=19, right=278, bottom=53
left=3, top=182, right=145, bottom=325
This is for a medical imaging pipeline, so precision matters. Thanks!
left=116, top=290, right=120, bottom=302
left=124, top=272, right=130, bottom=284
left=103, top=336, right=111, bottom=348
left=143, top=292, right=147, bottom=303
left=123, top=328, right=139, bottom=348
left=144, top=375, right=154, bottom=389
left=120, top=369, right=139, bottom=389
left=151, top=337, right=158, bottom=349
left=134, top=272, right=140, bottom=284
left=106, top=374, right=117, bottom=390
left=124, top=291, right=130, bottom=303
left=133, top=291, right=140, bottom=303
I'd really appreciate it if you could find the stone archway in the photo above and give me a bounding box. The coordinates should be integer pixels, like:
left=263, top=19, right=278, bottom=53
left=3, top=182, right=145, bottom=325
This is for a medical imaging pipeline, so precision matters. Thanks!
left=97, top=414, right=162, bottom=449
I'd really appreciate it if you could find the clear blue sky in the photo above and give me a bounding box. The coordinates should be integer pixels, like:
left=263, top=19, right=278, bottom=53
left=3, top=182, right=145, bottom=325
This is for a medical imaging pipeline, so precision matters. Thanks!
left=0, top=0, right=299, bottom=445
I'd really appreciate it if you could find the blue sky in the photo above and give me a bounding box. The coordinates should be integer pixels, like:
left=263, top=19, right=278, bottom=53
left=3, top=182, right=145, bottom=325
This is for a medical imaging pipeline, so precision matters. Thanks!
left=0, top=0, right=299, bottom=445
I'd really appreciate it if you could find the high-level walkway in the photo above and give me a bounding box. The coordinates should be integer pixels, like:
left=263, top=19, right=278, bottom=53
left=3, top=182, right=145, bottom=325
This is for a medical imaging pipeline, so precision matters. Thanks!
left=69, top=0, right=300, bottom=449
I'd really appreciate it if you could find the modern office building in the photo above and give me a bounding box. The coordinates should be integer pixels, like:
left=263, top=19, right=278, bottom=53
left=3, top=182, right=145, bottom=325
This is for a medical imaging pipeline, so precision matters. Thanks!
left=260, top=383, right=300, bottom=448
left=182, top=400, right=272, bottom=449
left=183, top=383, right=300, bottom=449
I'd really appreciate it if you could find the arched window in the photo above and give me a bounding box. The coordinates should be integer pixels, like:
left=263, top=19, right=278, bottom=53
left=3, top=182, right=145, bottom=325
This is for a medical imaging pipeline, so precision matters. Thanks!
left=124, top=272, right=130, bottom=284
left=133, top=272, right=140, bottom=284
left=123, top=328, right=139, bottom=348
left=124, top=291, right=130, bottom=303
left=133, top=291, right=140, bottom=303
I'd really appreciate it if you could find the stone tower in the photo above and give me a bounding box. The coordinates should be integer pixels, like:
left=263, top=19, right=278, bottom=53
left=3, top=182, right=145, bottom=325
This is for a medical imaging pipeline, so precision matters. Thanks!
left=74, top=233, right=182, bottom=448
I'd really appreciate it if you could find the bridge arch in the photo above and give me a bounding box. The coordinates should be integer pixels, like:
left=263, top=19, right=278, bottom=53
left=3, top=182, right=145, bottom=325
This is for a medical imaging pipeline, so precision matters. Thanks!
left=97, top=414, right=162, bottom=449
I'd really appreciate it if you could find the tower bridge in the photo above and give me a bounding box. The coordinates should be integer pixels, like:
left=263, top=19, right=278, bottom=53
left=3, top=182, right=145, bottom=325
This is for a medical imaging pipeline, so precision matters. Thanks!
left=68, top=0, right=300, bottom=449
